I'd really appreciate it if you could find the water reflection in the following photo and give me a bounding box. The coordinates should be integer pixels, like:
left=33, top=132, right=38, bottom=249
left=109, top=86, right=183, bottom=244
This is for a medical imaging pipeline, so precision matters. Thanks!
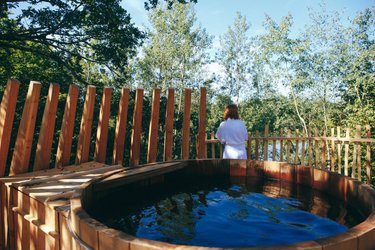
left=90, top=176, right=364, bottom=248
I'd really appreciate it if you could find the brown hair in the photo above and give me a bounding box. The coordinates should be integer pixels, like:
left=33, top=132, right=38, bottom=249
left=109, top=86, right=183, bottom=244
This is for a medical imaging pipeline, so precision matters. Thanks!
left=224, top=104, right=239, bottom=120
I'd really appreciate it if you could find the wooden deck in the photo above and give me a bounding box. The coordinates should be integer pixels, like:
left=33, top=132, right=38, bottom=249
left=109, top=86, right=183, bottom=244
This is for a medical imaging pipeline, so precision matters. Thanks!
left=0, top=161, right=123, bottom=250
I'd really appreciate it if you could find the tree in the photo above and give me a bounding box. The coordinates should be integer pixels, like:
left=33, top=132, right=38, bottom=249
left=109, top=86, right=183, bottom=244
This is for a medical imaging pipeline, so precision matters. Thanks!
left=258, top=14, right=310, bottom=135
left=135, top=0, right=211, bottom=107
left=1, top=0, right=144, bottom=84
left=216, top=12, right=252, bottom=103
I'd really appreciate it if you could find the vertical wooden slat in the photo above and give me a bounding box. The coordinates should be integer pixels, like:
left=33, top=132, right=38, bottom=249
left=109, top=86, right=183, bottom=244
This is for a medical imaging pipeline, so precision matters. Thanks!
left=356, top=125, right=361, bottom=181
left=247, top=133, right=251, bottom=160
left=130, top=88, right=144, bottom=166
left=55, top=84, right=79, bottom=168
left=308, top=127, right=312, bottom=166
left=344, top=128, right=350, bottom=176
left=164, top=88, right=174, bottom=161
left=286, top=130, right=291, bottom=163
left=272, top=132, right=276, bottom=161
left=255, top=130, right=259, bottom=160
left=279, top=130, right=284, bottom=162
left=112, top=88, right=129, bottom=165
left=211, top=132, right=215, bottom=159
left=220, top=144, right=223, bottom=159
left=322, top=131, right=327, bottom=170
left=34, top=83, right=60, bottom=171
left=314, top=128, right=319, bottom=168
left=330, top=128, right=336, bottom=172
left=294, top=129, right=299, bottom=164
left=76, top=86, right=96, bottom=165
left=147, top=88, right=161, bottom=163
left=301, top=131, right=305, bottom=166
left=9, top=81, right=42, bottom=175
left=0, top=79, right=20, bottom=177
left=366, top=125, right=371, bottom=184
left=352, top=128, right=358, bottom=179
left=205, top=133, right=208, bottom=159
left=263, top=124, right=269, bottom=161
left=94, top=87, right=113, bottom=163
left=337, top=127, right=342, bottom=174
left=197, top=87, right=206, bottom=159
left=181, top=88, right=191, bottom=160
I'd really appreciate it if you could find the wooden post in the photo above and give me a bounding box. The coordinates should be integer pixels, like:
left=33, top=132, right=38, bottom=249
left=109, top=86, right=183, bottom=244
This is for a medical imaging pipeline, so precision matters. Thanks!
left=314, top=128, right=320, bottom=168
left=0, top=79, right=20, bottom=177
left=76, top=86, right=96, bottom=165
left=255, top=130, right=259, bottom=160
left=164, top=88, right=174, bottom=161
left=308, top=127, right=312, bottom=167
left=55, top=84, right=79, bottom=168
left=94, top=87, right=113, bottom=163
left=130, top=88, right=144, bottom=166
left=294, top=129, right=299, bottom=164
left=34, top=83, right=60, bottom=171
left=197, top=87, right=206, bottom=159
left=205, top=133, right=208, bottom=159
left=330, top=128, right=336, bottom=172
left=247, top=133, right=251, bottom=160
left=147, top=88, right=161, bottom=163
left=356, top=125, right=361, bottom=181
left=366, top=125, right=371, bottom=184
left=301, top=130, right=305, bottom=166
left=272, top=132, right=276, bottom=161
left=211, top=132, right=215, bottom=159
left=286, top=130, right=291, bottom=163
left=344, top=128, right=350, bottom=176
left=337, top=127, right=342, bottom=174
left=322, top=130, right=327, bottom=170
left=220, top=144, right=223, bottom=159
left=181, top=88, right=191, bottom=160
left=9, top=81, right=42, bottom=175
left=279, top=130, right=284, bottom=162
left=112, top=88, right=129, bottom=165
left=263, top=124, right=269, bottom=161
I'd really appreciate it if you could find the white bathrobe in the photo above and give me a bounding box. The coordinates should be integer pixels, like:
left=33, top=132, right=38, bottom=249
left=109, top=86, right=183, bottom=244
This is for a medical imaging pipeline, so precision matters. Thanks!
left=216, top=119, right=248, bottom=159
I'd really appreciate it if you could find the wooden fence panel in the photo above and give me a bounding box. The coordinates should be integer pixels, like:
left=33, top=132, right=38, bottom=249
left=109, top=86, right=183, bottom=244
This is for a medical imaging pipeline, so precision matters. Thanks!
left=197, top=88, right=206, bottom=159
left=286, top=130, right=291, bottom=163
left=181, top=88, right=191, bottom=160
left=264, top=124, right=269, bottom=161
left=9, top=81, right=42, bottom=175
left=322, top=131, right=327, bottom=170
left=272, top=132, right=276, bottom=161
left=112, top=88, right=129, bottom=165
left=294, top=129, right=299, bottom=164
left=356, top=125, right=361, bottom=181
left=366, top=125, right=371, bottom=184
left=164, top=88, right=174, bottom=161
left=211, top=132, right=215, bottom=159
left=55, top=85, right=79, bottom=168
left=314, top=128, right=319, bottom=168
left=130, top=88, right=144, bottom=166
left=331, top=128, right=335, bottom=172
left=280, top=130, right=284, bottom=162
left=345, top=128, right=350, bottom=176
left=34, top=83, right=60, bottom=171
left=76, top=86, right=96, bottom=165
left=255, top=130, right=259, bottom=160
left=308, top=128, right=312, bottom=167
left=337, top=127, right=342, bottom=173
left=94, top=87, right=113, bottom=163
left=301, top=131, right=305, bottom=166
left=0, top=80, right=20, bottom=177
left=147, top=88, right=161, bottom=163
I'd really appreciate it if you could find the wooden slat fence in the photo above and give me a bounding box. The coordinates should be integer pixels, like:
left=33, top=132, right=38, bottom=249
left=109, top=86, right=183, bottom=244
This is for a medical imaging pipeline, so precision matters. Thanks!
left=0, top=79, right=373, bottom=186
left=206, top=125, right=374, bottom=185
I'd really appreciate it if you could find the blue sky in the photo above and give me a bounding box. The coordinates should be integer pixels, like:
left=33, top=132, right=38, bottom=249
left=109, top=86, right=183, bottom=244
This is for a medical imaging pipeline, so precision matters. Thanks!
left=122, top=0, right=373, bottom=38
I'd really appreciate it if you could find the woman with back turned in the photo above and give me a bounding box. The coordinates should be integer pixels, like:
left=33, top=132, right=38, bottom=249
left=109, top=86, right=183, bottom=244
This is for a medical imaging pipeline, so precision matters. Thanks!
left=216, top=104, right=248, bottom=159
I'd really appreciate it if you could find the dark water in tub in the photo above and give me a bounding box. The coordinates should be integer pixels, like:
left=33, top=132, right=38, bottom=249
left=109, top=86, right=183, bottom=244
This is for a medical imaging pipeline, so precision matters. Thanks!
left=89, top=176, right=365, bottom=248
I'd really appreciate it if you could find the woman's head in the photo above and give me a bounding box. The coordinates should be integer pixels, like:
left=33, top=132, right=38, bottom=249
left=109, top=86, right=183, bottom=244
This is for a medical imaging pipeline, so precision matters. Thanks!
left=224, top=104, right=239, bottom=120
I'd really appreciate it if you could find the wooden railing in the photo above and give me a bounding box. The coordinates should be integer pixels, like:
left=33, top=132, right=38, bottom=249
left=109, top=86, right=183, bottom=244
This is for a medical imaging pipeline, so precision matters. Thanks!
left=0, top=79, right=373, bottom=185
left=0, top=80, right=208, bottom=177
left=206, top=124, right=374, bottom=185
